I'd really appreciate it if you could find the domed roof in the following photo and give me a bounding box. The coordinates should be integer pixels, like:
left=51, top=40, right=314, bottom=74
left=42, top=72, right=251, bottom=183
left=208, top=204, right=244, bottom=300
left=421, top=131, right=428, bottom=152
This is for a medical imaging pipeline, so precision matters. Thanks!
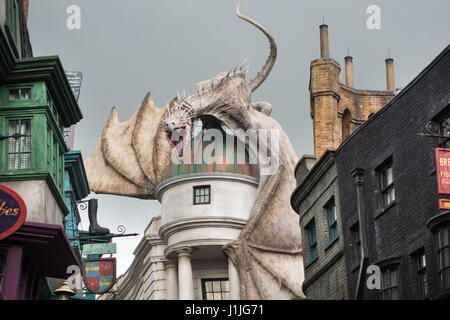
left=162, top=129, right=259, bottom=181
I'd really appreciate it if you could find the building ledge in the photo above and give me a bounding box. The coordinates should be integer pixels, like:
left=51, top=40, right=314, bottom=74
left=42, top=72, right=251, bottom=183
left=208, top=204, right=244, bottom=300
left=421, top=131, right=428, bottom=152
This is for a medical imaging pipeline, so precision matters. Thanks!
left=3, top=221, right=80, bottom=278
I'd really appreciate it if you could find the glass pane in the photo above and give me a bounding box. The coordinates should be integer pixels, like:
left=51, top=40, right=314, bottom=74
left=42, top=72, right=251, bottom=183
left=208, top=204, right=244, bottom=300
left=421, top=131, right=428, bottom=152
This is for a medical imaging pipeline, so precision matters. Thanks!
left=443, top=228, right=449, bottom=246
left=8, top=137, right=19, bottom=153
left=212, top=281, right=221, bottom=292
left=22, top=136, right=31, bottom=152
left=9, top=89, right=19, bottom=100
left=386, top=166, right=393, bottom=185
left=221, top=280, right=229, bottom=292
left=8, top=154, right=19, bottom=169
left=206, top=293, right=213, bottom=300
left=444, top=249, right=450, bottom=267
left=20, top=153, right=31, bottom=169
left=391, top=288, right=398, bottom=300
left=21, top=88, right=31, bottom=100
left=8, top=120, right=18, bottom=136
left=205, top=281, right=212, bottom=292
left=390, top=269, right=397, bottom=286
left=223, top=292, right=230, bottom=300
left=213, top=292, right=222, bottom=300
left=20, top=120, right=31, bottom=136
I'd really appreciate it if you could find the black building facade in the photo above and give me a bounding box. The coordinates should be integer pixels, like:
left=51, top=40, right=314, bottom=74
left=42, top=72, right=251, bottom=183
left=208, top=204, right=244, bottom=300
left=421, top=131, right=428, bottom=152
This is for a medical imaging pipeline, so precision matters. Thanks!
left=335, top=45, right=450, bottom=299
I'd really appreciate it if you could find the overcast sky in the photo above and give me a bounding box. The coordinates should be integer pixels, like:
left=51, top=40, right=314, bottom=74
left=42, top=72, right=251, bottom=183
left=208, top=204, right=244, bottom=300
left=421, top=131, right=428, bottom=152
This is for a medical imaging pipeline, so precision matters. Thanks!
left=28, top=0, right=449, bottom=275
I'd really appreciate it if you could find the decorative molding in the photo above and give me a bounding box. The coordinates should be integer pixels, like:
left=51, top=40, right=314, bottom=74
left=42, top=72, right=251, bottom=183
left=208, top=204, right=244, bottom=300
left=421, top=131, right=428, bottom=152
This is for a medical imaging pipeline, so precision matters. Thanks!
left=155, top=172, right=258, bottom=201
left=159, top=216, right=247, bottom=242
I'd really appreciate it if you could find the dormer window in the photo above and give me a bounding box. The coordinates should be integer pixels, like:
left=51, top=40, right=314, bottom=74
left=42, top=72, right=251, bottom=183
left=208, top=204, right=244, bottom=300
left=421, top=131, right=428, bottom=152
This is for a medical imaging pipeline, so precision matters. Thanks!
left=8, top=88, right=32, bottom=100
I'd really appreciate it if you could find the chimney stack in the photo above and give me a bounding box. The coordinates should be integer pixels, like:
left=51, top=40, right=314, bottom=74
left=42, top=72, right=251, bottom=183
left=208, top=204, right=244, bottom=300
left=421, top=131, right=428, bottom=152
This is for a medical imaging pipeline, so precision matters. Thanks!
left=385, top=58, right=395, bottom=91
left=319, top=24, right=330, bottom=58
left=344, top=56, right=354, bottom=87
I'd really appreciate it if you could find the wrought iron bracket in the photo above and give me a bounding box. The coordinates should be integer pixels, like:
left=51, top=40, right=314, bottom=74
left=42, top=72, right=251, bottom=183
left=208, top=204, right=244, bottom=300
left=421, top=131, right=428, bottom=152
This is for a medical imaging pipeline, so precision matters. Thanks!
left=0, top=133, right=26, bottom=141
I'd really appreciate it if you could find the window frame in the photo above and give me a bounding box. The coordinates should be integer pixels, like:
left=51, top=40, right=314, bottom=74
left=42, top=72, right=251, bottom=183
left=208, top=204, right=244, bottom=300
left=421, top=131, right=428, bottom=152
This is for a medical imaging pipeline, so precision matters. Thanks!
left=412, top=251, right=429, bottom=298
left=8, top=87, right=32, bottom=101
left=306, top=219, right=318, bottom=263
left=437, top=224, right=450, bottom=291
left=350, top=222, right=361, bottom=269
left=377, top=159, right=395, bottom=210
left=325, top=197, right=339, bottom=244
left=201, top=278, right=230, bottom=300
left=6, top=117, right=32, bottom=171
left=193, top=185, right=211, bottom=205
left=380, top=265, right=400, bottom=300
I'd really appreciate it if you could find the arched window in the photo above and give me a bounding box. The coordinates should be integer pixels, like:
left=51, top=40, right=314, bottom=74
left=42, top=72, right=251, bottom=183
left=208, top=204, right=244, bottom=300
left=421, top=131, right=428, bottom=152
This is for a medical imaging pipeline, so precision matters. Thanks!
left=342, top=109, right=352, bottom=140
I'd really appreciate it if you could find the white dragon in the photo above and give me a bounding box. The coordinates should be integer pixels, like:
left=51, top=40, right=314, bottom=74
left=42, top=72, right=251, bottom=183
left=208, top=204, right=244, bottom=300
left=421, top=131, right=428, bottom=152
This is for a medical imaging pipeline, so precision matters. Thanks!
left=85, top=0, right=304, bottom=299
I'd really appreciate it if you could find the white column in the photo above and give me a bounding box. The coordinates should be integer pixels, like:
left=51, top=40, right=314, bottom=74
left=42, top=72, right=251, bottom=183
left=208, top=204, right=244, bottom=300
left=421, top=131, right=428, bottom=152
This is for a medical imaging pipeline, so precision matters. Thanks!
left=165, top=260, right=178, bottom=300
left=177, top=249, right=194, bottom=300
left=228, top=256, right=240, bottom=300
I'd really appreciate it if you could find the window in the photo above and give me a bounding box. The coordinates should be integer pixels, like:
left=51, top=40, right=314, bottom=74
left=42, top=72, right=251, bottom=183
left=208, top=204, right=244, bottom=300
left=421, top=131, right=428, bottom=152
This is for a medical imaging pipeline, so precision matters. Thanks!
left=306, top=220, right=318, bottom=263
left=193, top=185, right=210, bottom=205
left=437, top=225, right=450, bottom=290
left=381, top=266, right=399, bottom=300
left=325, top=198, right=338, bottom=243
left=350, top=223, right=361, bottom=267
left=202, top=279, right=230, bottom=300
left=342, top=109, right=352, bottom=140
left=414, top=252, right=428, bottom=297
left=7, top=119, right=31, bottom=169
left=0, top=249, right=7, bottom=290
left=8, top=88, right=32, bottom=100
left=379, top=160, right=395, bottom=209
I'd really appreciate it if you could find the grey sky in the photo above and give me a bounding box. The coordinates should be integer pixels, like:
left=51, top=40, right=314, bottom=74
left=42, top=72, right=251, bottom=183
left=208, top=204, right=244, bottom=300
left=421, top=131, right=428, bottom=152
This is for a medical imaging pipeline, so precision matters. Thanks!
left=28, top=0, right=450, bottom=274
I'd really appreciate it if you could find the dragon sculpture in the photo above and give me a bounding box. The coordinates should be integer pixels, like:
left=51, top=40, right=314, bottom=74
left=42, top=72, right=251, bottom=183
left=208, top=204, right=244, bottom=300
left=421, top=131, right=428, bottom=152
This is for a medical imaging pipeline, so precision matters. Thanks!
left=85, top=0, right=304, bottom=299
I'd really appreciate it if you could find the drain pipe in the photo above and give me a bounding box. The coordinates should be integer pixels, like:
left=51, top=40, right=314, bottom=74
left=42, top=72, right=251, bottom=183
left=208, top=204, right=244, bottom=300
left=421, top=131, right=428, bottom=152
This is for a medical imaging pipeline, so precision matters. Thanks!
left=351, top=168, right=369, bottom=300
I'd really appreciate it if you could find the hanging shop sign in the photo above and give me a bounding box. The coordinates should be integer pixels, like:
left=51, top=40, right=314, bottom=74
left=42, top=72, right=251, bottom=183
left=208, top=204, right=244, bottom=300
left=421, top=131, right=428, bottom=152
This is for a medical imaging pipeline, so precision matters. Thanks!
left=83, top=257, right=116, bottom=294
left=82, top=243, right=117, bottom=255
left=0, top=184, right=27, bottom=241
left=438, top=199, right=450, bottom=210
left=435, top=148, right=450, bottom=194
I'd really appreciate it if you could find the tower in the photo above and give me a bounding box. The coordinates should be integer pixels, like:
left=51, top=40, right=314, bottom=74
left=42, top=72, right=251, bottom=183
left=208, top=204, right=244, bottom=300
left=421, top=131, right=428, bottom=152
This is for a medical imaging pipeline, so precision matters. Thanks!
left=310, top=24, right=396, bottom=158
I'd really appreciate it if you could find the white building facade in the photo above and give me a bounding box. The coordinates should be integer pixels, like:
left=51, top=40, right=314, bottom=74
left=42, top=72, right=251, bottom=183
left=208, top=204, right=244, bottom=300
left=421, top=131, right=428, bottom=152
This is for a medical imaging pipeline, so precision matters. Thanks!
left=101, top=132, right=259, bottom=300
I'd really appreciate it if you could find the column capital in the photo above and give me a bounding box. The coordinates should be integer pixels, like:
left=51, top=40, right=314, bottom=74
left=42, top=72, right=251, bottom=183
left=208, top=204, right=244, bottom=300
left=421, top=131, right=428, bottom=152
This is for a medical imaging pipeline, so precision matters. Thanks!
left=164, top=259, right=178, bottom=269
left=176, top=247, right=193, bottom=258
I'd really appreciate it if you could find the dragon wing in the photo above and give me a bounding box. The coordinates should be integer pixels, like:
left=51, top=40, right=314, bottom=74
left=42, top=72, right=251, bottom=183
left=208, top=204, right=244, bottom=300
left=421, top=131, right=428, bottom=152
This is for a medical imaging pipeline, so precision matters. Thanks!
left=84, top=93, right=173, bottom=199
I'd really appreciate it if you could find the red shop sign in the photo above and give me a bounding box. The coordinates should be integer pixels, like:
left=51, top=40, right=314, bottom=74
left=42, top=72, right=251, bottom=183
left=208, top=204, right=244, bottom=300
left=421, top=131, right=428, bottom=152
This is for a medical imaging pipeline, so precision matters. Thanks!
left=435, top=148, right=450, bottom=195
left=0, top=184, right=27, bottom=241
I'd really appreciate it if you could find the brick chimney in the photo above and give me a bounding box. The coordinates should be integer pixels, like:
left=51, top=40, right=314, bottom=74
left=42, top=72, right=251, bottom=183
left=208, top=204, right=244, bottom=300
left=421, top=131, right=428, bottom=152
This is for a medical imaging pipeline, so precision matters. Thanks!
left=319, top=24, right=330, bottom=58
left=385, top=58, right=395, bottom=91
left=344, top=56, right=354, bottom=87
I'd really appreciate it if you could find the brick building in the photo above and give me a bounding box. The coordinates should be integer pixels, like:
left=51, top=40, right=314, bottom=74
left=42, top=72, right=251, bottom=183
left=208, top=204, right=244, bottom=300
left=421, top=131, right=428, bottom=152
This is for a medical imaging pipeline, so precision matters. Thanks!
left=291, top=23, right=397, bottom=300
left=310, top=24, right=395, bottom=158
left=291, top=151, right=348, bottom=299
left=335, top=45, right=450, bottom=299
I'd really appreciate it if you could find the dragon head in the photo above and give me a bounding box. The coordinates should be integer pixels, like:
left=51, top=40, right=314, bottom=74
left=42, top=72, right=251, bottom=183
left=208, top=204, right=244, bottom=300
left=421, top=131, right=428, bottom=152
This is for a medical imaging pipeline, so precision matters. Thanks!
left=163, top=0, right=277, bottom=161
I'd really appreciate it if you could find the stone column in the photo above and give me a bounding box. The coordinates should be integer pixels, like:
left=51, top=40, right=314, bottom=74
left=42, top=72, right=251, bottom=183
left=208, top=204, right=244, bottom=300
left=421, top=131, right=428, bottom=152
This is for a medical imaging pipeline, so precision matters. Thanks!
left=177, top=248, right=194, bottom=300
left=228, top=256, right=240, bottom=300
left=165, top=260, right=178, bottom=300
